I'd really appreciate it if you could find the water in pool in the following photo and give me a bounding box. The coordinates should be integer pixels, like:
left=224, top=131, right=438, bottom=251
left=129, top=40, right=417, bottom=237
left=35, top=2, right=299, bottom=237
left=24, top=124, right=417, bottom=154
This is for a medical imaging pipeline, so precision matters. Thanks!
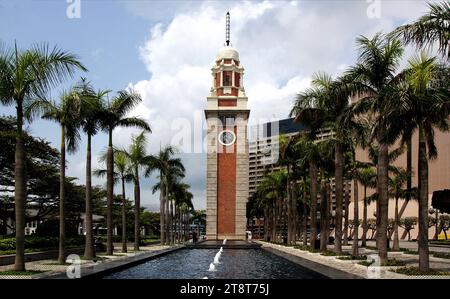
left=103, top=249, right=327, bottom=279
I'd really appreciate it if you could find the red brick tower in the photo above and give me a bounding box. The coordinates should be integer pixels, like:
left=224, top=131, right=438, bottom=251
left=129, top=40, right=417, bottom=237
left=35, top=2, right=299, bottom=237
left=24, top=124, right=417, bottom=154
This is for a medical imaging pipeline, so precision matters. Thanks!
left=205, top=12, right=250, bottom=240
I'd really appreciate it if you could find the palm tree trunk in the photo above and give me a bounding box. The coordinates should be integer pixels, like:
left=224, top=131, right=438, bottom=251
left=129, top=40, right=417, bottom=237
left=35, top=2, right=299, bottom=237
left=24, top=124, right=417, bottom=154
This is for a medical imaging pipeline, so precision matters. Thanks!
left=362, top=186, right=368, bottom=247
left=106, top=128, right=114, bottom=255
left=343, top=182, right=350, bottom=246
left=171, top=200, right=175, bottom=244
left=326, top=182, right=331, bottom=245
left=310, top=162, right=318, bottom=250
left=418, top=126, right=429, bottom=271
left=352, top=179, right=359, bottom=257
left=287, top=166, right=292, bottom=244
left=14, top=101, right=26, bottom=271
left=84, top=134, right=95, bottom=259
left=121, top=176, right=127, bottom=253
left=58, top=126, right=66, bottom=264
left=264, top=209, right=269, bottom=241
left=165, top=183, right=170, bottom=245
left=387, top=139, right=412, bottom=241
left=272, top=202, right=276, bottom=242
left=334, top=144, right=343, bottom=254
left=159, top=176, right=165, bottom=245
left=377, top=127, right=389, bottom=264
left=393, top=196, right=400, bottom=251
left=290, top=181, right=298, bottom=245
left=320, top=179, right=328, bottom=251
left=134, top=169, right=141, bottom=251
left=302, top=183, right=308, bottom=246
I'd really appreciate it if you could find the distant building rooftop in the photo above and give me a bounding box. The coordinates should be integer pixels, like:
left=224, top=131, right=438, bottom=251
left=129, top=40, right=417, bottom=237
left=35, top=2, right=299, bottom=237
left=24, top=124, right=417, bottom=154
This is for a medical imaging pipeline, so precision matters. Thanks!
left=249, top=117, right=306, bottom=140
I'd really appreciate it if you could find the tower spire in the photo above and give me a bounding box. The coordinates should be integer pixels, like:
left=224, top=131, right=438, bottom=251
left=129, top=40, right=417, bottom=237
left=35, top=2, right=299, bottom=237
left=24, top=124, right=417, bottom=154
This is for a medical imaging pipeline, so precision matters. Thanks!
left=225, top=11, right=230, bottom=46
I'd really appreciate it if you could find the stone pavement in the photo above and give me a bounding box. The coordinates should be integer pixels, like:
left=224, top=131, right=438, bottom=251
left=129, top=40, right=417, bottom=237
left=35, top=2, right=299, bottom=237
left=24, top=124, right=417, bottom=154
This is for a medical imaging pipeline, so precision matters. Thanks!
left=0, top=243, right=172, bottom=279
left=257, top=241, right=450, bottom=279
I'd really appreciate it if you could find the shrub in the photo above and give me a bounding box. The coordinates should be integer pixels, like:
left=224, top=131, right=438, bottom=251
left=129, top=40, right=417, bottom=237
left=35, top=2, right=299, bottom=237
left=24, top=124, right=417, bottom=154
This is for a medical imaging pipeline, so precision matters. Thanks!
left=381, top=259, right=406, bottom=266
left=0, top=270, right=46, bottom=276
left=358, top=260, right=374, bottom=266
left=0, top=236, right=85, bottom=251
left=393, top=267, right=450, bottom=276
left=432, top=252, right=450, bottom=259
left=337, top=255, right=367, bottom=260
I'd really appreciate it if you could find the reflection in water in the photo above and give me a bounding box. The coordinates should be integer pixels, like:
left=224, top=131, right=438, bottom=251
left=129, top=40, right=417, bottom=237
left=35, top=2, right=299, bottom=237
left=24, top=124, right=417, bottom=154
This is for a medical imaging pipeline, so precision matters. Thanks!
left=103, top=249, right=327, bottom=279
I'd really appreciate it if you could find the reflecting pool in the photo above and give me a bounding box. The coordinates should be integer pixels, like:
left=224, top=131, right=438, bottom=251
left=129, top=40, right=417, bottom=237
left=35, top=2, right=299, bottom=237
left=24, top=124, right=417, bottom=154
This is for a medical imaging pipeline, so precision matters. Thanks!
left=103, top=249, right=327, bottom=279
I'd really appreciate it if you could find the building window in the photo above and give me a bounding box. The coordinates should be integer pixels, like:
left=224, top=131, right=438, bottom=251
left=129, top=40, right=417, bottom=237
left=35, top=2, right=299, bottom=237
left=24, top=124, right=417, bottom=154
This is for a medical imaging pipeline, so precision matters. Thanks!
left=223, top=72, right=232, bottom=86
left=220, top=115, right=235, bottom=127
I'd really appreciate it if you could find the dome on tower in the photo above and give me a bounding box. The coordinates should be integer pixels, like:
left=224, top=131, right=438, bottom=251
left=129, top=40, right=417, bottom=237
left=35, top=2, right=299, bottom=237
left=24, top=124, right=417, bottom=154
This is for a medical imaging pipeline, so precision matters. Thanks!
left=216, top=46, right=239, bottom=62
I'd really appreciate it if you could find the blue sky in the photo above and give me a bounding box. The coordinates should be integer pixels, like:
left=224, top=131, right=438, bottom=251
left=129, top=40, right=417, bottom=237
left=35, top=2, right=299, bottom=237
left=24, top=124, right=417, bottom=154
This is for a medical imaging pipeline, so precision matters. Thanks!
left=0, top=0, right=438, bottom=210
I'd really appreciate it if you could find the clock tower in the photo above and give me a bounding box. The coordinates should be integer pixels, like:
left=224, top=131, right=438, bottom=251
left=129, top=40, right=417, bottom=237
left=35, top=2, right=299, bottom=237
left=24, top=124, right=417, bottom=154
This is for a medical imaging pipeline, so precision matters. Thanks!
left=205, top=12, right=250, bottom=240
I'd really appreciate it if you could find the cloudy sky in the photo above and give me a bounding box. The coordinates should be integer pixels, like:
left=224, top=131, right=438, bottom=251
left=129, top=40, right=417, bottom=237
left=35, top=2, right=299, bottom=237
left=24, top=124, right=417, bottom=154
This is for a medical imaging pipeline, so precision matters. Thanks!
left=0, top=0, right=438, bottom=210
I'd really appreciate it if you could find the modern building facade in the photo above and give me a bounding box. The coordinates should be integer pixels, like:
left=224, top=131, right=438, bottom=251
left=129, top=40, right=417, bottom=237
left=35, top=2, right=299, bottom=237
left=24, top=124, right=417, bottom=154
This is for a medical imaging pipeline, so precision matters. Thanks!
left=248, top=118, right=305, bottom=197
left=349, top=129, right=450, bottom=240
left=205, top=13, right=250, bottom=240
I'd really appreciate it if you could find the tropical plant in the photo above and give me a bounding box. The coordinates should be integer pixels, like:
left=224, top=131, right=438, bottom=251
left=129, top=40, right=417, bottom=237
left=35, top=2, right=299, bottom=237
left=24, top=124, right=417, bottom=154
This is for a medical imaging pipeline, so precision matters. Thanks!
left=355, top=166, right=376, bottom=247
left=401, top=217, right=418, bottom=241
left=389, top=53, right=450, bottom=271
left=146, top=145, right=185, bottom=245
left=117, top=131, right=152, bottom=251
left=291, top=71, right=365, bottom=253
left=98, top=90, right=150, bottom=254
left=348, top=32, right=404, bottom=264
left=390, top=1, right=450, bottom=60
left=27, top=90, right=84, bottom=264
left=0, top=42, right=86, bottom=270
left=95, top=150, right=133, bottom=253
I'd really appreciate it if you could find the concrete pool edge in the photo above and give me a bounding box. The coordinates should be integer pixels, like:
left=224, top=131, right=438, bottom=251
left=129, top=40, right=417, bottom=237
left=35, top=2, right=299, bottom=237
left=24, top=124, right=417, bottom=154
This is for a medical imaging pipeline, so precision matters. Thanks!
left=46, top=246, right=185, bottom=279
left=259, top=244, right=364, bottom=279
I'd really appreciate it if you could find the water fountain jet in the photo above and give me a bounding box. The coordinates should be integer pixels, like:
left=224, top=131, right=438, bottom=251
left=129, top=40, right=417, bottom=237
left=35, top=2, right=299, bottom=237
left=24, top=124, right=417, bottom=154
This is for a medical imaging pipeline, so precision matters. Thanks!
left=208, top=263, right=216, bottom=271
left=213, top=252, right=221, bottom=264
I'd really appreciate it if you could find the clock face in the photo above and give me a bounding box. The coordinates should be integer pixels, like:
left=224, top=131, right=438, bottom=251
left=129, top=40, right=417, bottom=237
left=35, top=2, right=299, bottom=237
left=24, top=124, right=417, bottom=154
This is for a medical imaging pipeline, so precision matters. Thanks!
left=218, top=130, right=236, bottom=146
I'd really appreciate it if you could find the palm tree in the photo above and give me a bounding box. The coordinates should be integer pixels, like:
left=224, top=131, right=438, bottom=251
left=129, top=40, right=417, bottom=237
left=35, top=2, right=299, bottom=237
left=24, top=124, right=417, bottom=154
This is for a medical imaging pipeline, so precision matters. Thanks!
left=76, top=79, right=107, bottom=259
left=294, top=138, right=324, bottom=249
left=388, top=168, right=409, bottom=251
left=0, top=42, right=86, bottom=271
left=291, top=72, right=364, bottom=253
left=95, top=150, right=133, bottom=253
left=99, top=90, right=150, bottom=255
left=390, top=53, right=449, bottom=271
left=258, top=170, right=287, bottom=243
left=28, top=90, right=83, bottom=264
left=390, top=1, right=450, bottom=60
left=117, top=131, right=152, bottom=251
left=356, top=166, right=376, bottom=247
left=146, top=145, right=185, bottom=245
left=279, top=134, right=302, bottom=244
left=171, top=182, right=193, bottom=243
left=348, top=33, right=404, bottom=264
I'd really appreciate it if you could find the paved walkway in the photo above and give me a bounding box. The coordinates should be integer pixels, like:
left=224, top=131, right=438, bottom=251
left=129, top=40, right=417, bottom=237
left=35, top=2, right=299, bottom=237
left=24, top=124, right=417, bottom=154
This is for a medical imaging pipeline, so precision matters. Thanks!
left=0, top=243, right=173, bottom=279
left=257, top=241, right=450, bottom=279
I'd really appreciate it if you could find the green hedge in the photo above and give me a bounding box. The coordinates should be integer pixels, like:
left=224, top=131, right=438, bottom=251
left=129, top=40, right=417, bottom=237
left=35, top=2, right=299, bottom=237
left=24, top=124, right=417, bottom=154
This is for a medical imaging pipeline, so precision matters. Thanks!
left=0, top=236, right=85, bottom=251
